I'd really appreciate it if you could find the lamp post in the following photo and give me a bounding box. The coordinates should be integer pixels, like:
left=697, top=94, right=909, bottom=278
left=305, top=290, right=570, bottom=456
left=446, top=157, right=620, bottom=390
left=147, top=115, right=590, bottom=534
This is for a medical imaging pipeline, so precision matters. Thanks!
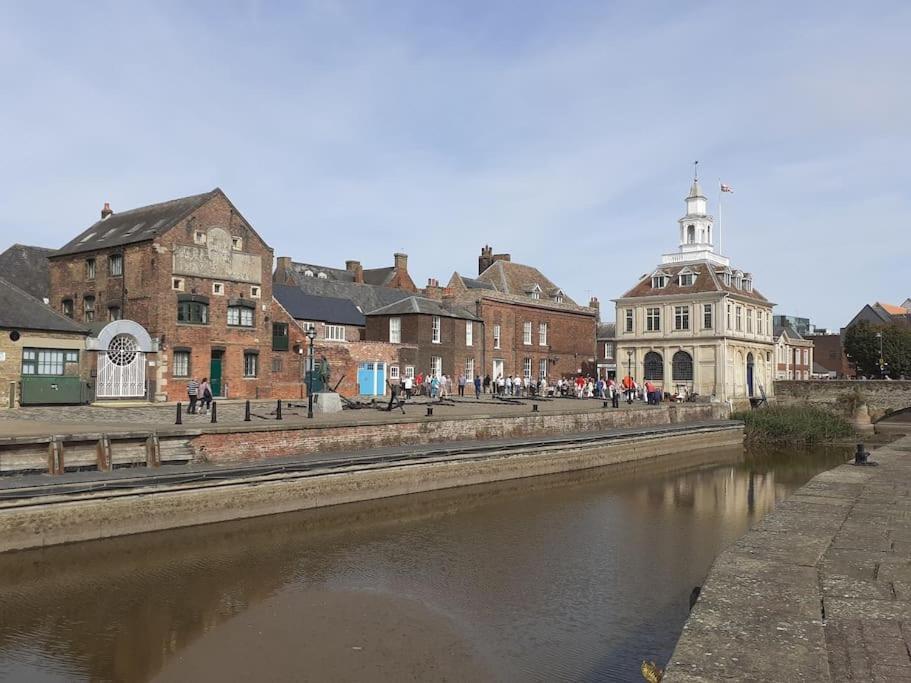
left=876, top=331, right=885, bottom=378
left=306, top=327, right=316, bottom=418
left=626, top=350, right=634, bottom=404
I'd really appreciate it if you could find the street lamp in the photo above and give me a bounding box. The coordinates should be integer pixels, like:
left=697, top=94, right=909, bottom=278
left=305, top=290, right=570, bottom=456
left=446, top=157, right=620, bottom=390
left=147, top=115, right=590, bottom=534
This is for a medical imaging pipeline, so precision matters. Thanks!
left=875, top=331, right=885, bottom=378
left=306, top=327, right=317, bottom=418
left=626, top=350, right=634, bottom=404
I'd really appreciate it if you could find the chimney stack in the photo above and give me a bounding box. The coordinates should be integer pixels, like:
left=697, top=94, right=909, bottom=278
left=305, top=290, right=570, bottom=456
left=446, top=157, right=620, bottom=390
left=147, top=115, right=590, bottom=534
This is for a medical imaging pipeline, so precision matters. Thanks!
left=346, top=259, right=364, bottom=284
left=101, top=202, right=113, bottom=220
left=589, top=296, right=600, bottom=321
left=425, top=278, right=443, bottom=300
left=478, top=245, right=510, bottom=275
left=394, top=252, right=408, bottom=273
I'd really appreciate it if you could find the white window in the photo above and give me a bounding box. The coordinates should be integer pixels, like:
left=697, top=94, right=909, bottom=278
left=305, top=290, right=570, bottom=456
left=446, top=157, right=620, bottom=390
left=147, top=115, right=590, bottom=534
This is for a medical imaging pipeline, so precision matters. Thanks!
left=723, top=272, right=732, bottom=287
left=227, top=305, right=254, bottom=327
left=726, top=303, right=732, bottom=329
left=317, top=272, right=328, bottom=279
left=530, top=290, right=540, bottom=300
left=465, top=358, right=475, bottom=378
left=250, top=286, right=261, bottom=298
left=652, top=275, right=668, bottom=288
left=404, top=366, right=415, bottom=379
left=325, top=324, right=345, bottom=341
left=304, top=269, right=314, bottom=277
left=679, top=271, right=695, bottom=286
left=389, top=365, right=400, bottom=380
left=85, top=258, right=96, bottom=280
left=604, top=342, right=614, bottom=359
left=735, top=306, right=743, bottom=331
left=231, top=236, right=242, bottom=251
left=674, top=306, right=689, bottom=330
left=554, top=294, right=564, bottom=303
left=758, top=312, right=764, bottom=335
left=523, top=357, right=532, bottom=378
left=109, top=254, right=123, bottom=276
left=523, top=321, right=532, bottom=345
left=194, top=230, right=206, bottom=244
left=431, top=356, right=442, bottom=377
left=465, top=321, right=473, bottom=346
left=243, top=352, right=258, bottom=377
left=744, top=279, right=753, bottom=293
left=431, top=316, right=441, bottom=343
left=703, top=304, right=713, bottom=329
left=493, top=324, right=501, bottom=349
left=747, top=309, right=753, bottom=333
left=173, top=350, right=190, bottom=377
left=172, top=277, right=184, bottom=291
left=646, top=307, right=661, bottom=332
left=539, top=322, right=548, bottom=346
left=625, top=309, right=633, bottom=333
left=539, top=358, right=548, bottom=379
left=389, top=317, right=401, bottom=343
left=212, top=282, right=224, bottom=295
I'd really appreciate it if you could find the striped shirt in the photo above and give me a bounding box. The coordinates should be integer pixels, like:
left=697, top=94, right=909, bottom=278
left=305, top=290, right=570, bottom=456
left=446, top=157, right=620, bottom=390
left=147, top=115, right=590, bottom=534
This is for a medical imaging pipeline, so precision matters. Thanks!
left=187, top=380, right=199, bottom=396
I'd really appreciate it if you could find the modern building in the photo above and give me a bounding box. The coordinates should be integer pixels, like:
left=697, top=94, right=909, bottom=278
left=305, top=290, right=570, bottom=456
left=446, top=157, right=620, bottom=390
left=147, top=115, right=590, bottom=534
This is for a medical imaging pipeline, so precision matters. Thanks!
left=772, top=315, right=812, bottom=337
left=613, top=176, right=776, bottom=402
left=47, top=189, right=276, bottom=401
left=445, top=246, right=598, bottom=383
left=773, top=324, right=814, bottom=380
left=0, top=277, right=90, bottom=407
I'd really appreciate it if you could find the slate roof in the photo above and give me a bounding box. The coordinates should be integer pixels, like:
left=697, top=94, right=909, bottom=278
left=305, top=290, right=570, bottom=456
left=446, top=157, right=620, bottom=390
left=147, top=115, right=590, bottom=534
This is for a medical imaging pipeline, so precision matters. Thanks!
left=366, top=296, right=481, bottom=321
left=459, top=276, right=496, bottom=291
left=53, top=189, right=219, bottom=257
left=476, top=260, right=579, bottom=306
left=0, top=277, right=88, bottom=334
left=282, top=264, right=411, bottom=313
left=876, top=302, right=909, bottom=316
left=773, top=324, right=805, bottom=341
left=0, top=244, right=54, bottom=301
left=597, top=322, right=616, bottom=340
left=272, top=285, right=366, bottom=326
left=363, top=267, right=395, bottom=286
left=618, top=261, right=770, bottom=303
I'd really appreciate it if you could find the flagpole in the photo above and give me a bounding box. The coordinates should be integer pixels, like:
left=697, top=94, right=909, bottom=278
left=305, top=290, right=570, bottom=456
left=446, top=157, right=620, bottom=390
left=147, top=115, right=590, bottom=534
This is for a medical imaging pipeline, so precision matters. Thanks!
left=716, top=178, right=722, bottom=256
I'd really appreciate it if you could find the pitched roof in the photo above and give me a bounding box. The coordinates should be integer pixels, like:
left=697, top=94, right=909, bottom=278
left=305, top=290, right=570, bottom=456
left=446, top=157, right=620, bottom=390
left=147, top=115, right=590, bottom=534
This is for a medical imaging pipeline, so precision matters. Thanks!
left=366, top=296, right=481, bottom=320
left=618, top=261, right=770, bottom=302
left=459, top=276, right=496, bottom=291
left=477, top=260, right=579, bottom=304
left=0, top=277, right=88, bottom=334
left=773, top=324, right=804, bottom=341
left=876, top=302, right=909, bottom=315
left=362, top=267, right=395, bottom=286
left=53, top=189, right=219, bottom=257
left=281, top=263, right=411, bottom=313
left=272, top=285, right=366, bottom=326
left=597, top=322, right=616, bottom=339
left=0, top=244, right=54, bottom=301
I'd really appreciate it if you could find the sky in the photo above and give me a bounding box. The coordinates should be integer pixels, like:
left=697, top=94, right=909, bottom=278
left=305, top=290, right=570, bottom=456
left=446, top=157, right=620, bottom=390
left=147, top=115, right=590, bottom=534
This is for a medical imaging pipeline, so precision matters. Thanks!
left=1, top=1, right=908, bottom=330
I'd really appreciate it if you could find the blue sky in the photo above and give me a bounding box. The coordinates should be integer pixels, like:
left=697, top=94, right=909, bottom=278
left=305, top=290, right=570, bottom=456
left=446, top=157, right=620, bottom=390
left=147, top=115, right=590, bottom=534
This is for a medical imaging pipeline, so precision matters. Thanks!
left=1, top=1, right=908, bottom=329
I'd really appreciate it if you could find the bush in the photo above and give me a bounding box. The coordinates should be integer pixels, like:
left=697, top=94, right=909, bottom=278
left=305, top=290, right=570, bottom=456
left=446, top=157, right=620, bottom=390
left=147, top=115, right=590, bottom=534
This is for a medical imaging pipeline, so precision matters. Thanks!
left=732, top=404, right=855, bottom=447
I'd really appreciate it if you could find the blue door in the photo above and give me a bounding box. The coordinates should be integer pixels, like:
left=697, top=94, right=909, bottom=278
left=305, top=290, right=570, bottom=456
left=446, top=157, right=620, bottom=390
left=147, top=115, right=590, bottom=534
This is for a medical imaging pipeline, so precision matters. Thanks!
left=357, top=362, right=387, bottom=396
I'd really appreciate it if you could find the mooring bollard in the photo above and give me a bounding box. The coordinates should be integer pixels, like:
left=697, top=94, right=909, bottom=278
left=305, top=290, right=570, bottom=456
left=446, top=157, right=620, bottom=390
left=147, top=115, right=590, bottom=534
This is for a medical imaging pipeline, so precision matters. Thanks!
left=603, top=400, right=609, bottom=408
left=175, top=402, right=183, bottom=425
left=276, top=399, right=283, bottom=420
left=532, top=403, right=539, bottom=412
left=426, top=406, right=433, bottom=416
left=244, top=400, right=251, bottom=422
left=210, top=401, right=217, bottom=424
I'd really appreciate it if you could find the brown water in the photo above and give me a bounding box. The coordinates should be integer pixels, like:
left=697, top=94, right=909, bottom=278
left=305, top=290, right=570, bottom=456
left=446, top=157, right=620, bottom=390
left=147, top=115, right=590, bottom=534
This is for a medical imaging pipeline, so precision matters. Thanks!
left=0, top=445, right=848, bottom=682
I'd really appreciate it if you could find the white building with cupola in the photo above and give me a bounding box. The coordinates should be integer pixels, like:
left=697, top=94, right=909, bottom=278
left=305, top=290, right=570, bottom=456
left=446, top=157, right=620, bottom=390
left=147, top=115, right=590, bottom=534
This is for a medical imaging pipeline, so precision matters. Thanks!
left=612, top=175, right=775, bottom=403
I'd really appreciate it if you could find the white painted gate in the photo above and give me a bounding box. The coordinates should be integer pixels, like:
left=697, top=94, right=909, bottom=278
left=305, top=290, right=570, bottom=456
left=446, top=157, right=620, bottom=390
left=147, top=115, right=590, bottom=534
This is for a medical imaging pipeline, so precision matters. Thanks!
left=96, top=333, right=146, bottom=398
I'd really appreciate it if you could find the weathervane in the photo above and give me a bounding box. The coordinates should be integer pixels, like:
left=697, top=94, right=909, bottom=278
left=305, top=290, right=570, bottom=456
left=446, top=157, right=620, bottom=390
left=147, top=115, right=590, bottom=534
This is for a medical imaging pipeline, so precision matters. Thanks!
left=694, top=160, right=699, bottom=181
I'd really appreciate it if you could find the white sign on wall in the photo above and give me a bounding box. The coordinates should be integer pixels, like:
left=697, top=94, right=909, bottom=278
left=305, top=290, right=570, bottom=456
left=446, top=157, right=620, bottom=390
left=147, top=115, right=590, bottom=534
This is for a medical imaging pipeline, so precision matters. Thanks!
left=0, top=351, right=6, bottom=362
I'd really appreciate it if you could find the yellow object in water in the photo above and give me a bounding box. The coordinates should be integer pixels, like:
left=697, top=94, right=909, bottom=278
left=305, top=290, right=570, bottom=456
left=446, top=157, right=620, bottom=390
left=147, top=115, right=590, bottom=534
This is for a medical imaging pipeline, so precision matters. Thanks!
left=641, top=660, right=664, bottom=682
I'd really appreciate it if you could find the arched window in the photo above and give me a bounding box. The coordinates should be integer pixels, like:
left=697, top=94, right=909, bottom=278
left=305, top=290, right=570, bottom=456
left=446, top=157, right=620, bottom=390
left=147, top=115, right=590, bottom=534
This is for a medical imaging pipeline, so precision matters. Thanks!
left=672, top=351, right=694, bottom=381
left=687, top=225, right=695, bottom=243
left=644, top=351, right=664, bottom=380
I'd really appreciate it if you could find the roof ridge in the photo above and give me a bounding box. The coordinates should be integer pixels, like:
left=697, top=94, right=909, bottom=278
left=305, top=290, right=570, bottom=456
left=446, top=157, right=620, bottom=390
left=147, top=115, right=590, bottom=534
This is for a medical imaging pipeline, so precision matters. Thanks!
left=99, top=188, right=218, bottom=220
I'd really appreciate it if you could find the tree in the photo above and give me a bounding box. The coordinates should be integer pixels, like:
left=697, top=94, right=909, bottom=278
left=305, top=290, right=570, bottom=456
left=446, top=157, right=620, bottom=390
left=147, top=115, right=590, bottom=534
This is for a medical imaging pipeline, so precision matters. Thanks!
left=844, top=321, right=911, bottom=378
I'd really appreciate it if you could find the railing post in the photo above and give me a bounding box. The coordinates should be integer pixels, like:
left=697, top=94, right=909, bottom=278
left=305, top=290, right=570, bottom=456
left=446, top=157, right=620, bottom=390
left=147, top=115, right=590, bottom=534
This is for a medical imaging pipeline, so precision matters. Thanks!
left=175, top=401, right=183, bottom=425
left=244, top=400, right=251, bottom=422
left=96, top=434, right=112, bottom=472
left=48, top=437, right=64, bottom=475
left=210, top=401, right=217, bottom=424
left=426, top=406, right=433, bottom=416
left=146, top=433, right=161, bottom=468
left=276, top=399, right=283, bottom=420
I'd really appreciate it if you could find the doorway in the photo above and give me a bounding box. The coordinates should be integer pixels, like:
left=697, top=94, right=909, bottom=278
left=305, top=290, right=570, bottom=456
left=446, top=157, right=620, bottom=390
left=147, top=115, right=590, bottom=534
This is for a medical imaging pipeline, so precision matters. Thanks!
left=746, top=352, right=755, bottom=397
left=492, top=359, right=504, bottom=381
left=210, top=350, right=224, bottom=397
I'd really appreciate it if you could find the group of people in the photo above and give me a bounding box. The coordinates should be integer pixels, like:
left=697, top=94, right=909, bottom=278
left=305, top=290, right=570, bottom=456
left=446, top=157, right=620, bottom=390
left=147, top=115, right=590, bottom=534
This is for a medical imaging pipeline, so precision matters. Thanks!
left=185, top=377, right=214, bottom=414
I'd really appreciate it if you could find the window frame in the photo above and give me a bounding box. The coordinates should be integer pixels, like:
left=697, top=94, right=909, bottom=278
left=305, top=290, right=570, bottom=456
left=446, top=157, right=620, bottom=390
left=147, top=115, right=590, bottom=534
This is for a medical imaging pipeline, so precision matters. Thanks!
left=703, top=303, right=713, bottom=330
left=85, top=258, right=96, bottom=280
left=243, top=352, right=258, bottom=377
left=177, top=300, right=209, bottom=325
left=523, top=321, right=532, bottom=345
left=431, top=316, right=441, bottom=343
left=389, top=317, right=401, bottom=344
left=227, top=305, right=255, bottom=327
left=493, top=323, right=501, bottom=349
left=83, top=296, right=96, bottom=322
left=646, top=307, right=661, bottom=332
left=625, top=308, right=634, bottom=333
left=21, top=348, right=68, bottom=376
left=172, top=350, right=191, bottom=377
left=465, top=321, right=473, bottom=347
left=674, top=305, right=690, bottom=331
left=325, top=324, right=346, bottom=341
left=538, top=322, right=548, bottom=346
left=108, top=253, right=123, bottom=277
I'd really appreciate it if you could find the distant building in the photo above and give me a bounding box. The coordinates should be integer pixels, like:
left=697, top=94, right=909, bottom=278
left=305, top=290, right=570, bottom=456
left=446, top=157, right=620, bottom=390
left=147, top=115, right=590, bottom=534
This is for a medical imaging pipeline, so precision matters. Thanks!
left=773, top=315, right=812, bottom=337
left=614, top=176, right=775, bottom=401
left=0, top=243, right=55, bottom=303
left=808, top=332, right=852, bottom=379
left=596, top=322, right=617, bottom=380
left=773, top=324, right=813, bottom=380
left=843, top=301, right=911, bottom=330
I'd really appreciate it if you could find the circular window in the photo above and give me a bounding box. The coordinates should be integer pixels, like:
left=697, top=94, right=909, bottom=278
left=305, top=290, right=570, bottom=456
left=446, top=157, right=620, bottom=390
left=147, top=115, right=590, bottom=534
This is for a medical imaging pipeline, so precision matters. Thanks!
left=108, top=334, right=138, bottom=366
left=9, top=330, right=20, bottom=342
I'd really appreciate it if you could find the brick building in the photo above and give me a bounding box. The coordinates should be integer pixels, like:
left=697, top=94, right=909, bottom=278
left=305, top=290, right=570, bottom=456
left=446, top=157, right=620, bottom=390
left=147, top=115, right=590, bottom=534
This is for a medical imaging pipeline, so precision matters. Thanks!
left=773, top=324, right=814, bottom=380
left=0, top=277, right=89, bottom=407
left=596, top=321, right=617, bottom=380
left=48, top=189, right=275, bottom=401
left=807, top=332, right=852, bottom=378
left=445, top=246, right=598, bottom=383
left=365, top=295, right=482, bottom=382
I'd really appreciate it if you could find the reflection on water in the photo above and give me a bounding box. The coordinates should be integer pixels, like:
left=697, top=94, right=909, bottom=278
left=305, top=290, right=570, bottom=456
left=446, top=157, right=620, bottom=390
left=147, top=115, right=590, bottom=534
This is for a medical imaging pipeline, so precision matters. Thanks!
left=0, top=444, right=849, bottom=682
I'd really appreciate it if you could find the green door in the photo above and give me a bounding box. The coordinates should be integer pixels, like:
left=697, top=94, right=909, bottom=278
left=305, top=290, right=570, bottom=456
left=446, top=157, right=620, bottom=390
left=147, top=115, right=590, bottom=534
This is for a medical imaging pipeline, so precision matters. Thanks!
left=210, top=351, right=223, bottom=397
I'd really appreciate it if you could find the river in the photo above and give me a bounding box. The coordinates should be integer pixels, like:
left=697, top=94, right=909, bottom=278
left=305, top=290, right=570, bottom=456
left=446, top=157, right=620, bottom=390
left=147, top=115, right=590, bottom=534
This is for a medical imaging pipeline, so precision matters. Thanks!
left=0, top=444, right=848, bottom=682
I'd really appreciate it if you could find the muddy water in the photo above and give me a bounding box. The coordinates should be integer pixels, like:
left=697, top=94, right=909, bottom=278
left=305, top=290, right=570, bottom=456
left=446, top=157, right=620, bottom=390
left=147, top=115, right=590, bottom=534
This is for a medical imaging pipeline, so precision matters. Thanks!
left=0, top=444, right=848, bottom=682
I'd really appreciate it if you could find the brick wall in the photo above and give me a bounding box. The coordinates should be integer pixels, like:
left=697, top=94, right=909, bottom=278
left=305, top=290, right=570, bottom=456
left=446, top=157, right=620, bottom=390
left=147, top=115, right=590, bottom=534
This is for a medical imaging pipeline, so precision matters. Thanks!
left=0, top=329, right=89, bottom=407
left=774, top=379, right=911, bottom=421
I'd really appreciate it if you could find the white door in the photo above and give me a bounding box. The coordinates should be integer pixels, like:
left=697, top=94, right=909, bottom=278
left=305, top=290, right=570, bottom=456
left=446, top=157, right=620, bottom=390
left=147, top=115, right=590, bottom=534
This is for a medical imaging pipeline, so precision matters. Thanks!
left=96, top=333, right=146, bottom=398
left=492, top=359, right=504, bottom=381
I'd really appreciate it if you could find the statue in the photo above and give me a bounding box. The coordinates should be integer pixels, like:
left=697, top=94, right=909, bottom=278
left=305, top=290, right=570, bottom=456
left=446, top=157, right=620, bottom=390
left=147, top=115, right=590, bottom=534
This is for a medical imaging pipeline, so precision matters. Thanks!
left=317, top=356, right=331, bottom=390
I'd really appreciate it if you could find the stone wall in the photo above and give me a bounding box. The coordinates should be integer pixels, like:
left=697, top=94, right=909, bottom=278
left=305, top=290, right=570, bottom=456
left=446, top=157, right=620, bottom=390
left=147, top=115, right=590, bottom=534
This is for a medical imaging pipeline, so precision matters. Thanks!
left=774, top=379, right=911, bottom=421
left=0, top=329, right=89, bottom=408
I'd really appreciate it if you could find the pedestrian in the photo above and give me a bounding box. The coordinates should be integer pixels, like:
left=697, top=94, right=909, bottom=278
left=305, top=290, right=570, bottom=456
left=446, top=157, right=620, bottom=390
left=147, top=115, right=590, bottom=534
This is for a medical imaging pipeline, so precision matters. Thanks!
left=415, top=371, right=424, bottom=395
left=483, top=374, right=491, bottom=394
left=404, top=374, right=413, bottom=399
left=186, top=377, right=199, bottom=414
left=430, top=374, right=440, bottom=399
left=199, top=377, right=212, bottom=413
left=458, top=373, right=466, bottom=397
left=474, top=374, right=482, bottom=398
left=423, top=373, right=431, bottom=396
left=497, top=375, right=505, bottom=395
left=386, top=380, right=406, bottom=413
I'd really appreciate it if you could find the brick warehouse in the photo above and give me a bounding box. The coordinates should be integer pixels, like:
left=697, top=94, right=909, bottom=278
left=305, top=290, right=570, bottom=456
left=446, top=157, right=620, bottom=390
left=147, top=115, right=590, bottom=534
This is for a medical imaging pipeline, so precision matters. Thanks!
left=445, top=246, right=598, bottom=382
left=48, top=189, right=276, bottom=401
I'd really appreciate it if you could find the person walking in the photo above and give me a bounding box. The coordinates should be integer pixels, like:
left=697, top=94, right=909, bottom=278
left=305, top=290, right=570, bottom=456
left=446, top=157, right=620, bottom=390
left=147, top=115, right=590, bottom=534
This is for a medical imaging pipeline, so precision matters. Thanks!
left=186, top=377, right=199, bottom=414
left=199, top=377, right=212, bottom=414
left=474, top=374, right=482, bottom=398
left=404, top=374, right=413, bottom=399
left=458, top=373, right=466, bottom=397
left=483, top=374, right=491, bottom=394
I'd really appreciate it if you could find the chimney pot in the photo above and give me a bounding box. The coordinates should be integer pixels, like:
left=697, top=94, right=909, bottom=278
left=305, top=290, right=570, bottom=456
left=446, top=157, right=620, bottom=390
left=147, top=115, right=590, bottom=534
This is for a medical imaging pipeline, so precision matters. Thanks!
left=394, top=252, right=408, bottom=272
left=345, top=260, right=361, bottom=272
left=101, top=202, right=113, bottom=220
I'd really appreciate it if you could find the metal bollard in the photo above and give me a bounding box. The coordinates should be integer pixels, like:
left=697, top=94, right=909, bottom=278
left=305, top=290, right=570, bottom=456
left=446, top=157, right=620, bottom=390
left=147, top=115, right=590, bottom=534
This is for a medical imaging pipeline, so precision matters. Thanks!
left=426, top=406, right=433, bottom=416
left=854, top=443, right=869, bottom=465
left=276, top=399, right=283, bottom=420
left=244, top=400, right=251, bottom=422
left=175, top=402, right=183, bottom=425
left=210, top=401, right=217, bottom=424
left=532, top=403, right=539, bottom=412
left=603, top=400, right=609, bottom=408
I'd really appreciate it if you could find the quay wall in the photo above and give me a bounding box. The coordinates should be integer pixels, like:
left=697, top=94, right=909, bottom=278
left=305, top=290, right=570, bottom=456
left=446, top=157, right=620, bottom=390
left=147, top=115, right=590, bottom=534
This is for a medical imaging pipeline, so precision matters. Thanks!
left=774, top=379, right=911, bottom=421
left=0, top=423, right=742, bottom=553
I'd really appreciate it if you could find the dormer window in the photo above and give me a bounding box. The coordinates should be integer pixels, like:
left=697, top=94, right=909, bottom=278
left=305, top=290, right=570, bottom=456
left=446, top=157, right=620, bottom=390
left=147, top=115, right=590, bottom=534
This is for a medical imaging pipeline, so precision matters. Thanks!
left=651, top=274, right=669, bottom=288
left=554, top=295, right=564, bottom=303
left=678, top=270, right=695, bottom=287
left=530, top=291, right=540, bottom=300
left=303, top=269, right=314, bottom=277
left=317, top=272, right=328, bottom=279
left=723, top=272, right=732, bottom=287
left=744, top=278, right=753, bottom=293
left=733, top=273, right=743, bottom=289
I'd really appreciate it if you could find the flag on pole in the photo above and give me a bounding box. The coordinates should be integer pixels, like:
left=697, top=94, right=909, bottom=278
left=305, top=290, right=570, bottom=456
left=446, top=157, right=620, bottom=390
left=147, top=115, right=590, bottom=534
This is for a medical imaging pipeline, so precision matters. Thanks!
left=720, top=183, right=734, bottom=193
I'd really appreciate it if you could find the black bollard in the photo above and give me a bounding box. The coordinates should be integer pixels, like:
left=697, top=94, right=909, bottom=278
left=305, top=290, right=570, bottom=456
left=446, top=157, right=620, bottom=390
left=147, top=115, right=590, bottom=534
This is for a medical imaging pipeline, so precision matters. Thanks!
left=854, top=443, right=869, bottom=465
left=244, top=400, right=251, bottom=422
left=426, top=406, right=433, bottom=416
left=603, top=400, right=609, bottom=408
left=210, top=401, right=217, bottom=424
left=532, top=403, right=539, bottom=412
left=175, top=402, right=182, bottom=425
left=276, top=399, right=283, bottom=420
